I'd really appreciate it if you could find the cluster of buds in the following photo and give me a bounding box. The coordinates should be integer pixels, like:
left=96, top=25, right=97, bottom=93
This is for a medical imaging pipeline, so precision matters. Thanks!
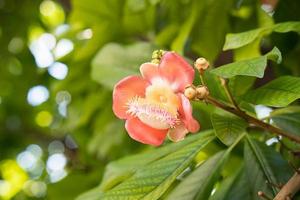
left=184, top=57, right=210, bottom=101
left=151, top=50, right=165, bottom=64
left=194, top=57, right=209, bottom=74
left=184, top=85, right=209, bottom=100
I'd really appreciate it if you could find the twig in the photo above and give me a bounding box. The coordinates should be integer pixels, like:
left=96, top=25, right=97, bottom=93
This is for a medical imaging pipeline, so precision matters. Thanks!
left=199, top=73, right=206, bottom=86
left=274, top=169, right=300, bottom=200
left=221, top=78, right=241, bottom=111
left=266, top=180, right=283, bottom=189
left=204, top=96, right=300, bottom=144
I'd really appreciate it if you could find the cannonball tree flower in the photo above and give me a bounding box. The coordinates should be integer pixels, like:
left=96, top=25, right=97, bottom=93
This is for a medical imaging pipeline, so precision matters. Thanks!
left=112, top=52, right=200, bottom=146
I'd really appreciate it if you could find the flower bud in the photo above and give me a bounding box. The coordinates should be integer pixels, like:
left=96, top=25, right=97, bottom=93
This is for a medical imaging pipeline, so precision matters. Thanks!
left=151, top=50, right=165, bottom=64
left=194, top=57, right=209, bottom=71
left=184, top=85, right=197, bottom=100
left=196, top=86, right=209, bottom=99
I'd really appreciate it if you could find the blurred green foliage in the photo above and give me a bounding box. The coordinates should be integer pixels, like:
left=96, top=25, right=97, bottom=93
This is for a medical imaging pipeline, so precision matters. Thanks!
left=0, top=0, right=300, bottom=199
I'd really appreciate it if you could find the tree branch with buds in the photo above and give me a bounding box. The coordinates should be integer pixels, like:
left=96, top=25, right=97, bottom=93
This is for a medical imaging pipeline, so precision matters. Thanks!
left=184, top=58, right=300, bottom=144
left=183, top=57, right=300, bottom=199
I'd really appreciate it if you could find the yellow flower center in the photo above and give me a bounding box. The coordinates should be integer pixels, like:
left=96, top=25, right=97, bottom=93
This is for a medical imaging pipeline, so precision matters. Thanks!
left=127, top=83, right=179, bottom=129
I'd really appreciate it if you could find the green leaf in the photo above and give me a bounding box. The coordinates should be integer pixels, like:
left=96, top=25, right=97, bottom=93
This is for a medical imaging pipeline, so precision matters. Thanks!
left=223, top=28, right=266, bottom=50
left=191, top=0, right=233, bottom=61
left=171, top=0, right=198, bottom=54
left=77, top=131, right=214, bottom=200
left=155, top=24, right=179, bottom=47
left=49, top=171, right=101, bottom=200
left=70, top=0, right=124, bottom=60
left=273, top=21, right=300, bottom=34
left=211, top=113, right=247, bottom=146
left=209, top=166, right=249, bottom=200
left=91, top=42, right=155, bottom=89
left=100, top=131, right=214, bottom=191
left=165, top=151, right=227, bottom=200
left=203, top=71, right=229, bottom=103
left=228, top=76, right=256, bottom=97
left=76, top=186, right=103, bottom=200
left=271, top=107, right=300, bottom=136
left=98, top=132, right=214, bottom=200
left=243, top=76, right=300, bottom=107
left=165, top=133, right=244, bottom=200
left=244, top=137, right=293, bottom=198
left=123, top=0, right=155, bottom=34
left=223, top=21, right=300, bottom=50
left=210, top=166, right=252, bottom=200
left=87, top=119, right=127, bottom=160
left=210, top=47, right=281, bottom=78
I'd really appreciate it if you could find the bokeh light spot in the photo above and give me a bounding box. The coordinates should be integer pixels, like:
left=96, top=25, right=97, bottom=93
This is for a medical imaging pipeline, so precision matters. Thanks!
left=53, top=39, right=74, bottom=59
left=35, top=111, right=53, bottom=127
left=54, top=24, right=70, bottom=36
left=27, top=144, right=43, bottom=158
left=40, top=33, right=56, bottom=50
left=17, top=151, right=37, bottom=171
left=27, top=86, right=49, bottom=106
left=0, top=160, right=28, bottom=199
left=8, top=37, right=24, bottom=54
left=30, top=39, right=54, bottom=68
left=255, top=105, right=273, bottom=120
left=48, top=62, right=68, bottom=80
left=47, top=153, right=66, bottom=171
left=40, top=0, right=65, bottom=27
left=23, top=180, right=47, bottom=198
left=77, top=28, right=93, bottom=40
left=7, top=57, right=22, bottom=76
left=48, top=140, right=65, bottom=154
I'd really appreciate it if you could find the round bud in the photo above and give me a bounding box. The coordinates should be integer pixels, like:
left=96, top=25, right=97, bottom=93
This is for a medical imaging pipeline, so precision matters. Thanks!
left=194, top=57, right=210, bottom=71
left=184, top=86, right=197, bottom=100
left=151, top=50, right=165, bottom=64
left=196, top=86, right=209, bottom=99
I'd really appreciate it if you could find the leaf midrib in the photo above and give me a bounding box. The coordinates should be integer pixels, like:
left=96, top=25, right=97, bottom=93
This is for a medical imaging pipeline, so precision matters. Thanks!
left=246, top=137, right=278, bottom=194
left=141, top=137, right=214, bottom=200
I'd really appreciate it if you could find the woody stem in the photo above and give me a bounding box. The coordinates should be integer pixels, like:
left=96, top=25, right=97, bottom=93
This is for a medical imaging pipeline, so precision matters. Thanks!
left=205, top=96, right=300, bottom=144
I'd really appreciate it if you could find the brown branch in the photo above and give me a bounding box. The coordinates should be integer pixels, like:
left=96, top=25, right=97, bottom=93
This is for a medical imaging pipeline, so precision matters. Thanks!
left=274, top=170, right=300, bottom=200
left=205, top=96, right=300, bottom=144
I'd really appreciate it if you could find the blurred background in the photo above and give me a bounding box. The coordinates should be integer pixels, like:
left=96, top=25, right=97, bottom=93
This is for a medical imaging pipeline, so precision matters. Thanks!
left=0, top=0, right=299, bottom=199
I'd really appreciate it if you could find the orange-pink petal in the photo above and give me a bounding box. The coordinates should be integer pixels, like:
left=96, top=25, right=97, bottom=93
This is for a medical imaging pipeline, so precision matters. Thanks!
left=140, top=63, right=160, bottom=83
left=113, top=76, right=149, bottom=119
left=125, top=117, right=168, bottom=146
left=178, top=94, right=200, bottom=133
left=159, top=52, right=195, bottom=92
left=168, top=123, right=189, bottom=142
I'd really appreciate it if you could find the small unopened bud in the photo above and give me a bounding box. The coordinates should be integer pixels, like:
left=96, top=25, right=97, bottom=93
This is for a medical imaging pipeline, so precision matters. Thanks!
left=151, top=50, right=165, bottom=64
left=196, top=86, right=209, bottom=99
left=194, top=57, right=209, bottom=72
left=184, top=85, right=197, bottom=100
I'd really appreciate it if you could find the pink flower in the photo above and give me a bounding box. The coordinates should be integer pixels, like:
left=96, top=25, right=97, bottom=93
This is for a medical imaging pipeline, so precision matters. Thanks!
left=112, top=52, right=200, bottom=146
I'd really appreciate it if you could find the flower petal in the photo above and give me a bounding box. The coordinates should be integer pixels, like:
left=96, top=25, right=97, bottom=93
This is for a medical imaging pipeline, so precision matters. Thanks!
left=125, top=117, right=168, bottom=146
left=159, top=52, right=195, bottom=92
left=168, top=123, right=189, bottom=142
left=113, top=76, right=149, bottom=119
left=140, top=63, right=160, bottom=83
left=178, top=94, right=200, bottom=133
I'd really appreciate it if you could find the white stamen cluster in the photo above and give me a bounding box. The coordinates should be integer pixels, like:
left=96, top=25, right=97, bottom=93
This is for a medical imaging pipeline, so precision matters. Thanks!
left=126, top=96, right=179, bottom=128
